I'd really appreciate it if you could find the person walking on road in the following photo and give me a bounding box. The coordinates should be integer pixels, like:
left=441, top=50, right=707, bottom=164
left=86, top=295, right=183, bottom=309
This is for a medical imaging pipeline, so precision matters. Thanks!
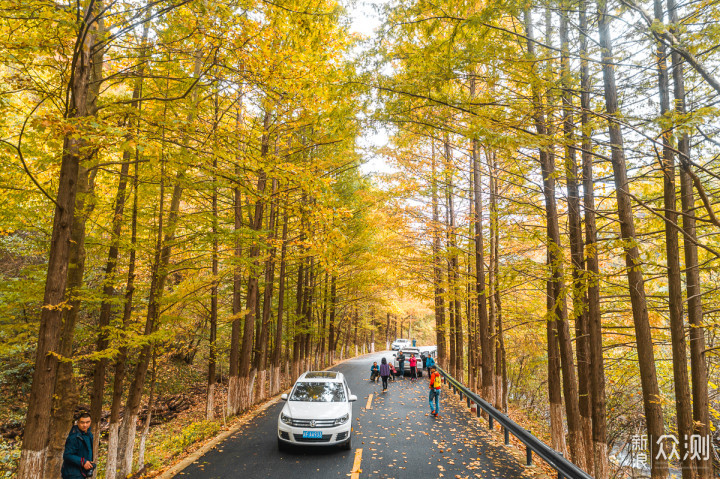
left=380, top=357, right=391, bottom=392
left=409, top=354, right=418, bottom=381
left=428, top=366, right=442, bottom=417
left=425, top=354, right=435, bottom=370
left=396, top=350, right=405, bottom=378
left=61, top=412, right=95, bottom=478
left=370, top=361, right=380, bottom=382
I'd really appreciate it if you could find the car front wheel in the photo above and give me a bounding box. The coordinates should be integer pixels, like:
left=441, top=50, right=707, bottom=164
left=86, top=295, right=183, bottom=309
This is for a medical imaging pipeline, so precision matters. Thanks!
left=278, top=437, right=289, bottom=452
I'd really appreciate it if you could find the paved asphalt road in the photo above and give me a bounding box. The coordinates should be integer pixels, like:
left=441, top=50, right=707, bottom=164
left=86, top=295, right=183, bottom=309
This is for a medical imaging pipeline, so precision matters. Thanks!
left=176, top=351, right=535, bottom=478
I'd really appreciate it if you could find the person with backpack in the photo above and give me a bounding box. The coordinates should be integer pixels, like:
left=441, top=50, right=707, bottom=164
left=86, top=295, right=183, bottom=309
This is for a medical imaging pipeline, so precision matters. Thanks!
left=379, top=357, right=391, bottom=392
left=409, top=353, right=418, bottom=381
left=428, top=366, right=442, bottom=417
left=370, top=361, right=380, bottom=382
left=396, top=350, right=405, bottom=378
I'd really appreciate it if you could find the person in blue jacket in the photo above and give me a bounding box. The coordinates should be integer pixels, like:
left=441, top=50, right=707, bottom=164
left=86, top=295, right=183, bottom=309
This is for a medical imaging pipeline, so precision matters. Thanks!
left=61, top=413, right=95, bottom=478
left=425, top=354, right=435, bottom=370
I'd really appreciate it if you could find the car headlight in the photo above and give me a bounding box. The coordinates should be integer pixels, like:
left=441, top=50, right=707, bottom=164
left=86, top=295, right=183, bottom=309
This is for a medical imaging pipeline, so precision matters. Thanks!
left=334, top=413, right=349, bottom=426
left=280, top=413, right=292, bottom=425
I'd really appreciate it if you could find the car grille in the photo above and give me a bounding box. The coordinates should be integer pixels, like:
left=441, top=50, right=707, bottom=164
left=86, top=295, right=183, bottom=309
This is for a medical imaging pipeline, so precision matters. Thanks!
left=290, top=418, right=337, bottom=428
left=294, top=434, right=332, bottom=442
left=336, top=432, right=348, bottom=441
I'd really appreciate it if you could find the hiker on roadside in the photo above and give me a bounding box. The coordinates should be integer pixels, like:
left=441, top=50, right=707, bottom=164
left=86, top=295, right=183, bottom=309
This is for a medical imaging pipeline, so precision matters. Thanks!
left=370, top=361, right=380, bottom=382
left=428, top=365, right=442, bottom=417
left=396, top=350, right=405, bottom=378
left=389, top=362, right=398, bottom=382
left=409, top=353, right=418, bottom=381
left=61, top=412, right=95, bottom=479
left=425, top=353, right=435, bottom=370
left=379, top=357, right=391, bottom=392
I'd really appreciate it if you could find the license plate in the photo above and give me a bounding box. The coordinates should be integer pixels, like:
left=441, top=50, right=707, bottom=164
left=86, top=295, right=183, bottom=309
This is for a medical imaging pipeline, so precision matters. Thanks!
left=302, top=430, right=323, bottom=439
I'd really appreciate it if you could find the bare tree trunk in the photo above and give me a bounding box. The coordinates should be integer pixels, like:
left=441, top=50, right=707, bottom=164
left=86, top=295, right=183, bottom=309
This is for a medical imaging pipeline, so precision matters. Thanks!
left=255, top=178, right=278, bottom=401
left=431, top=143, right=447, bottom=365
left=524, top=10, right=567, bottom=456
left=668, top=0, right=711, bottom=474
left=578, top=0, right=609, bottom=475
left=489, top=153, right=504, bottom=411
left=227, top=148, right=244, bottom=415
left=137, top=355, right=156, bottom=469
left=105, top=158, right=140, bottom=479
left=598, top=0, right=668, bottom=474
left=17, top=4, right=102, bottom=476
left=559, top=4, right=592, bottom=472
left=652, top=0, right=694, bottom=475
left=90, top=16, right=148, bottom=459
left=270, top=210, right=288, bottom=395
left=328, top=275, right=337, bottom=362
left=45, top=166, right=97, bottom=479
left=239, top=110, right=271, bottom=411
left=207, top=141, right=219, bottom=421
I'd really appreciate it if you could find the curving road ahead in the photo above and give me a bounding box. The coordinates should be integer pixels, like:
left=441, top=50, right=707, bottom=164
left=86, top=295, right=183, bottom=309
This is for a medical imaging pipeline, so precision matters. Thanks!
left=175, top=352, right=535, bottom=479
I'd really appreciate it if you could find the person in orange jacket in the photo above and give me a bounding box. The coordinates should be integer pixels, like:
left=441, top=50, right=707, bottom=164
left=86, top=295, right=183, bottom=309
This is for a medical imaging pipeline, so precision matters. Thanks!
left=428, top=366, right=442, bottom=417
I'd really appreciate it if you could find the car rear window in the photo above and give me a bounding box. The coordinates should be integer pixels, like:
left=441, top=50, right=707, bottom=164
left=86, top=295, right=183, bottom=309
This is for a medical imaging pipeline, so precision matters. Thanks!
left=289, top=382, right=346, bottom=402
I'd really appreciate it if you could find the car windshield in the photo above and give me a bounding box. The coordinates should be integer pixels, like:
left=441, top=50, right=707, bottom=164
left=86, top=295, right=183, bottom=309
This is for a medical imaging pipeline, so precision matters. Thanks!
left=289, top=382, right=346, bottom=402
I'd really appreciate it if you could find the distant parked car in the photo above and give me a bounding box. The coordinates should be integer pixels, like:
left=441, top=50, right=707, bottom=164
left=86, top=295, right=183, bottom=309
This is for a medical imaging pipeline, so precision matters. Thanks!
left=391, top=338, right=410, bottom=350
left=392, top=347, right=424, bottom=377
left=277, top=371, right=357, bottom=451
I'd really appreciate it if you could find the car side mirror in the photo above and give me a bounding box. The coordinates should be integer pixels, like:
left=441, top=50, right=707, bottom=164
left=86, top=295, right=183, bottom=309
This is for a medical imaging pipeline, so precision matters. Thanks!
left=349, top=395, right=357, bottom=402
left=281, top=394, right=288, bottom=401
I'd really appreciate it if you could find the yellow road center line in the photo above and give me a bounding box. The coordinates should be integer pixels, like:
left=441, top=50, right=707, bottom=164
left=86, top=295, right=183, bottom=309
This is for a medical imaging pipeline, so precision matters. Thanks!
left=365, top=393, right=373, bottom=410
left=350, top=447, right=363, bottom=479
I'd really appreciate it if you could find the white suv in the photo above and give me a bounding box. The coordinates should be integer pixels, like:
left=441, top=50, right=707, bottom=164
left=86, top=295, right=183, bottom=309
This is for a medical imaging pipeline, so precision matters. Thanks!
left=277, top=371, right=357, bottom=450
left=391, top=338, right=410, bottom=350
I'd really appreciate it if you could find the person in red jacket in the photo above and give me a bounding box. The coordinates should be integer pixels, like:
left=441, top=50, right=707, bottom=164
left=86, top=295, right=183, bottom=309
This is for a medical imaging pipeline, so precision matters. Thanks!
left=428, top=366, right=442, bottom=417
left=408, top=354, right=418, bottom=381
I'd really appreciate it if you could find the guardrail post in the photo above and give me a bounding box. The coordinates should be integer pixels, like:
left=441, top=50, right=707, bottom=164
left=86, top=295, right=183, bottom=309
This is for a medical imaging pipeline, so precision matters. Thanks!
left=526, top=431, right=532, bottom=466
left=476, top=403, right=481, bottom=418
left=504, top=427, right=509, bottom=445
left=489, top=416, right=494, bottom=430
left=466, top=397, right=471, bottom=408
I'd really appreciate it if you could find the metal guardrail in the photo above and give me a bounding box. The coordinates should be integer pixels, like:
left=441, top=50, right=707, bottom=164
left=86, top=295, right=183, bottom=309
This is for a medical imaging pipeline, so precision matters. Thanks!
left=436, top=366, right=594, bottom=479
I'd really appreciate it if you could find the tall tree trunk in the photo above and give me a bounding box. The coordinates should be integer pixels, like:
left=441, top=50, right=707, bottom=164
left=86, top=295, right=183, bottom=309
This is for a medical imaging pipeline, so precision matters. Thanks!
left=89, top=15, right=148, bottom=459
left=255, top=178, right=278, bottom=401
left=270, top=209, right=288, bottom=395
left=431, top=143, right=447, bottom=365
left=329, top=275, right=337, bottom=362
left=321, top=271, right=329, bottom=361
left=668, top=0, right=712, bottom=474
left=45, top=166, right=97, bottom=479
left=653, top=0, right=694, bottom=475
left=559, top=4, right=593, bottom=472
left=523, top=10, right=567, bottom=456
left=238, top=110, right=271, bottom=411
left=227, top=106, right=245, bottom=416
left=578, top=0, right=609, bottom=475
left=105, top=158, right=140, bottom=479
left=489, top=152, right=504, bottom=411
left=137, top=354, right=156, bottom=470
left=117, top=47, right=203, bottom=477
left=18, top=3, right=103, bottom=474
left=207, top=143, right=219, bottom=421
left=597, top=1, right=668, bottom=474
